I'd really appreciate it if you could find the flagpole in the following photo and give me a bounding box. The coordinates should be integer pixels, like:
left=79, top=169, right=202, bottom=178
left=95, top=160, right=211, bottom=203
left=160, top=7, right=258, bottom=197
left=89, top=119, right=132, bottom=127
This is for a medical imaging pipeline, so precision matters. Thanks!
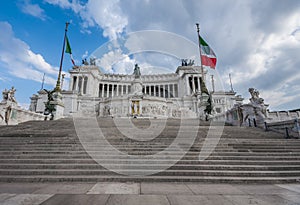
left=55, top=22, right=70, bottom=92
left=41, top=73, right=45, bottom=90
left=196, top=23, right=205, bottom=84
left=229, top=73, right=234, bottom=92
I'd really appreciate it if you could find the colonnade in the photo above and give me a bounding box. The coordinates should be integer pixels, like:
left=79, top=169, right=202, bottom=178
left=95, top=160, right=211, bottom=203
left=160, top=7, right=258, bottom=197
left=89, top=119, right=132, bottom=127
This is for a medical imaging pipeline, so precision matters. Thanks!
left=143, top=84, right=178, bottom=98
left=71, top=76, right=88, bottom=94
left=186, top=75, right=202, bottom=95
left=98, top=83, right=178, bottom=98
left=98, top=83, right=131, bottom=98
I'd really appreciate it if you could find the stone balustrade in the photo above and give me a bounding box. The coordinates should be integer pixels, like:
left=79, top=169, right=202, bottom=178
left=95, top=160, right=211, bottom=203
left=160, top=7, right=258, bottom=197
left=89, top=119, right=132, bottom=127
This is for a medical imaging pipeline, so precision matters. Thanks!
left=0, top=105, right=45, bottom=125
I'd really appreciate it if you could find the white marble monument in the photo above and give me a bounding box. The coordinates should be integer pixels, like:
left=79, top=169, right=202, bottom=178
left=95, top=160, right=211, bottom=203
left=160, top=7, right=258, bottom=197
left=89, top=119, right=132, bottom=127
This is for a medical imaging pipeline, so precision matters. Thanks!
left=30, top=62, right=243, bottom=119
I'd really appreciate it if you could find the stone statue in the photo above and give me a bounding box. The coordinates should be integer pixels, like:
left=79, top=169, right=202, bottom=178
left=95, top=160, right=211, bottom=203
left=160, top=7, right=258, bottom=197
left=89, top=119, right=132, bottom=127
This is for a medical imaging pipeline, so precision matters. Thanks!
left=248, top=87, right=267, bottom=119
left=0, top=87, right=17, bottom=125
left=249, top=88, right=260, bottom=102
left=90, top=57, right=96, bottom=65
left=82, top=58, right=89, bottom=65
left=8, top=86, right=17, bottom=104
left=43, top=89, right=56, bottom=120
left=2, top=89, right=9, bottom=102
left=0, top=105, right=11, bottom=125
left=133, top=64, right=141, bottom=78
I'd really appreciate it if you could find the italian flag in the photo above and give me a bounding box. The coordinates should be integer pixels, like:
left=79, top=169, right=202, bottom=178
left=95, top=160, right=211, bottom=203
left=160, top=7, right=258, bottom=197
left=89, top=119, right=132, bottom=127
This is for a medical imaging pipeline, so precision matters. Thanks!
left=65, top=35, right=76, bottom=66
left=199, top=36, right=217, bottom=69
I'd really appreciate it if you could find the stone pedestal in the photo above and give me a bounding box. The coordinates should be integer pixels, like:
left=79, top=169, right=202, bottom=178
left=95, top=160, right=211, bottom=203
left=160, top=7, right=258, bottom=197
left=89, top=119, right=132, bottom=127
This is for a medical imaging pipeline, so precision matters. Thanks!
left=131, top=78, right=143, bottom=96
left=51, top=91, right=65, bottom=120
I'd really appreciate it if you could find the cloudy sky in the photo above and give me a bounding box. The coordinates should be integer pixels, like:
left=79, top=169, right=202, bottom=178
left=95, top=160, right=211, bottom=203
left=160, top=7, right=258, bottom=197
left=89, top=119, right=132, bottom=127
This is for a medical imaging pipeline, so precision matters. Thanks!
left=0, top=0, right=300, bottom=111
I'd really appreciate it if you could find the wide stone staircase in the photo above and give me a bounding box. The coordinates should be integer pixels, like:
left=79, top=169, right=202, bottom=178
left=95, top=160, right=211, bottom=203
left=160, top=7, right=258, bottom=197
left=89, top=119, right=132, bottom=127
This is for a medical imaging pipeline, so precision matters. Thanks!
left=0, top=117, right=299, bottom=183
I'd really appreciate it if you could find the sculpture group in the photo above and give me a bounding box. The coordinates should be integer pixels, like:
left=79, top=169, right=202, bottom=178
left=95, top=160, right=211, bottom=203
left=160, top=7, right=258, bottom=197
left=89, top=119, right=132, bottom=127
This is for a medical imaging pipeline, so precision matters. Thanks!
left=235, top=87, right=268, bottom=126
left=0, top=87, right=17, bottom=125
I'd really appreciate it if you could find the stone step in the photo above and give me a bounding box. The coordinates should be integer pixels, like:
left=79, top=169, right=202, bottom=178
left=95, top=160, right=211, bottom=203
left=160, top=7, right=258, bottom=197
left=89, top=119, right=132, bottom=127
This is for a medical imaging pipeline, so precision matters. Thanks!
left=0, top=159, right=300, bottom=165
left=0, top=175, right=298, bottom=183
left=0, top=169, right=299, bottom=177
left=1, top=148, right=299, bottom=153
left=1, top=163, right=300, bottom=171
left=0, top=151, right=299, bottom=156
left=0, top=154, right=299, bottom=160
left=0, top=118, right=299, bottom=183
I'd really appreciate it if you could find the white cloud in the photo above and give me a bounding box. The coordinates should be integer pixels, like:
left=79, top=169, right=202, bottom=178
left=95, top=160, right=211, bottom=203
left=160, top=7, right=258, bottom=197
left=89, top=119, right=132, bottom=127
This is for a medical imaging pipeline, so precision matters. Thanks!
left=84, top=0, right=128, bottom=39
left=45, top=0, right=127, bottom=40
left=18, top=0, right=47, bottom=20
left=96, top=49, right=135, bottom=73
left=44, top=0, right=83, bottom=13
left=0, top=21, right=57, bottom=86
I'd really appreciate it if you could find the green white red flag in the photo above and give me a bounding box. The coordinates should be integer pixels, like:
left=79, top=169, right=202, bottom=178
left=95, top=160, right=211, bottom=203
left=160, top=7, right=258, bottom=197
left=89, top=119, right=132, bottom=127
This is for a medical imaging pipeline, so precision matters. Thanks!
left=199, top=36, right=217, bottom=69
left=65, top=35, right=75, bottom=66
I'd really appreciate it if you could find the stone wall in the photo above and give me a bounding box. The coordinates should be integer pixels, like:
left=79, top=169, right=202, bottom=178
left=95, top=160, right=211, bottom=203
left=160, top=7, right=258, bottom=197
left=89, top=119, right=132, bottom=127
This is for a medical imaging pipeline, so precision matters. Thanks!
left=0, top=105, right=44, bottom=125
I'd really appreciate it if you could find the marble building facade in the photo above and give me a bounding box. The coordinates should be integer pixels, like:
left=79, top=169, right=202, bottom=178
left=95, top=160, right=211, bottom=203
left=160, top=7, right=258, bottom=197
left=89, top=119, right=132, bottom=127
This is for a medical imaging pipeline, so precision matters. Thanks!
left=30, top=64, right=243, bottom=119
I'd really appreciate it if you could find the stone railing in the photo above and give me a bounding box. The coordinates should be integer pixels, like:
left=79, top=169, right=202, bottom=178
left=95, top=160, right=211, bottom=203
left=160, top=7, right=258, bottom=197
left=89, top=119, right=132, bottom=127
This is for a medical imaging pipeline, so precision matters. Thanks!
left=264, top=118, right=300, bottom=139
left=0, top=106, right=45, bottom=125
left=267, top=111, right=300, bottom=122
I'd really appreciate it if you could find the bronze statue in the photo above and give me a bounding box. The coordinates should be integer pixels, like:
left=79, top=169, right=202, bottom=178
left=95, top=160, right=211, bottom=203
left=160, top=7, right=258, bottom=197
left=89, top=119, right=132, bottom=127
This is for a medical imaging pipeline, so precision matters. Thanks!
left=43, top=89, right=56, bottom=120
left=90, top=57, right=96, bottom=65
left=181, top=59, right=195, bottom=66
left=133, top=64, right=141, bottom=78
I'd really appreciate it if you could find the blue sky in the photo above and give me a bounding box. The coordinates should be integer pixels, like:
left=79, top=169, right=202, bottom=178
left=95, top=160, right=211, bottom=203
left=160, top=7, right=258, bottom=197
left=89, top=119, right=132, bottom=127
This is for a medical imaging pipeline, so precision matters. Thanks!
left=0, top=0, right=300, bottom=111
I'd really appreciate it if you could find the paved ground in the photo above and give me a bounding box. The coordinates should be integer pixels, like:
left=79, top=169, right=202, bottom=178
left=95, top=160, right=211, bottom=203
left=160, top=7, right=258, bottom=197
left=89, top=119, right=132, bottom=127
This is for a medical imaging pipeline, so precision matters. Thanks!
left=0, top=182, right=299, bottom=205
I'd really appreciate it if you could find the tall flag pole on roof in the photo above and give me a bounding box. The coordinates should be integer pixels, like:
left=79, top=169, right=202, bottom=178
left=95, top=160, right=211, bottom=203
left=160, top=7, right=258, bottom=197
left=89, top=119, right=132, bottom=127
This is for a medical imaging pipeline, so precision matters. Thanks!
left=41, top=73, right=45, bottom=90
left=55, top=22, right=70, bottom=92
left=196, top=23, right=217, bottom=74
left=65, top=35, right=76, bottom=66
left=196, top=23, right=213, bottom=97
left=196, top=23, right=204, bottom=81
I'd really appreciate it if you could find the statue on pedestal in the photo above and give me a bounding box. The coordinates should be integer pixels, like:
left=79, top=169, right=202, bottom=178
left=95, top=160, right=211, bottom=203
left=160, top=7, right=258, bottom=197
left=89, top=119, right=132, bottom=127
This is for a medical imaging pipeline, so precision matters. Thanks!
left=43, top=89, right=56, bottom=120
left=8, top=86, right=17, bottom=104
left=0, top=87, right=18, bottom=125
left=133, top=64, right=141, bottom=78
left=248, top=88, right=267, bottom=118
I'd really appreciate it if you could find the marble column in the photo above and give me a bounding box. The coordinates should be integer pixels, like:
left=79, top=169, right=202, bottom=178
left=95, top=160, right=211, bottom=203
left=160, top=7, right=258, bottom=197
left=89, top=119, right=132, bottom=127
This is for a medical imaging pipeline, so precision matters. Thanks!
left=75, top=76, right=79, bottom=92
left=186, top=75, right=190, bottom=95
left=158, top=85, right=161, bottom=97
left=116, top=84, right=119, bottom=96
left=106, top=84, right=110, bottom=97
left=101, top=83, right=104, bottom=98
left=192, top=76, right=195, bottom=94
